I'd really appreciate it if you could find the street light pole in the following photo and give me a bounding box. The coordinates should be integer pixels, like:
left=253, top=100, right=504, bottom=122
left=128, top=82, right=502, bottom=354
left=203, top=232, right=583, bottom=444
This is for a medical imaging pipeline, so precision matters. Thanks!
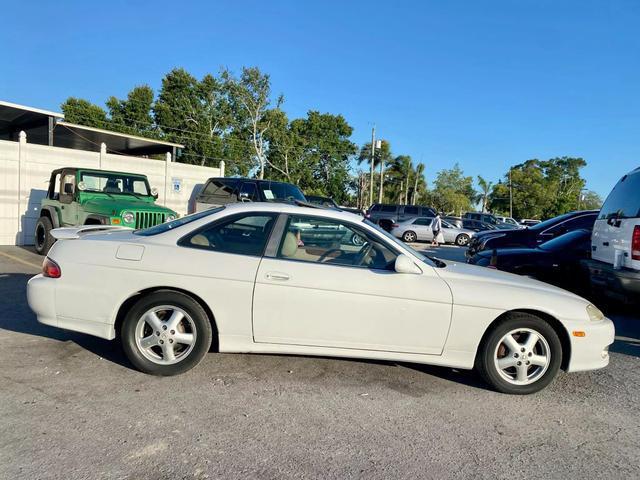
left=369, top=125, right=376, bottom=207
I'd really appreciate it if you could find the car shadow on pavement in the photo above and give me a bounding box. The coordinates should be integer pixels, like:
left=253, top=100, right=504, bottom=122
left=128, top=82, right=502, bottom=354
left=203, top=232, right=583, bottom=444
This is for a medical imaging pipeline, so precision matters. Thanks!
left=0, top=273, right=133, bottom=370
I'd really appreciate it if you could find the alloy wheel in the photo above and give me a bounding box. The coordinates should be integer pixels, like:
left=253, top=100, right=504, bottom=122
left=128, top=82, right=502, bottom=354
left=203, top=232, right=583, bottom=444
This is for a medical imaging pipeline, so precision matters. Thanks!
left=493, top=328, right=550, bottom=385
left=134, top=305, right=197, bottom=365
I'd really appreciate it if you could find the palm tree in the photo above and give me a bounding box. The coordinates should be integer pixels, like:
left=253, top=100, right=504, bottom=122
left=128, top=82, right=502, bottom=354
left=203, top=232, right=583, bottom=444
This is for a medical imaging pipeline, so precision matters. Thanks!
left=477, top=175, right=493, bottom=213
left=357, top=141, right=392, bottom=206
left=412, top=163, right=426, bottom=205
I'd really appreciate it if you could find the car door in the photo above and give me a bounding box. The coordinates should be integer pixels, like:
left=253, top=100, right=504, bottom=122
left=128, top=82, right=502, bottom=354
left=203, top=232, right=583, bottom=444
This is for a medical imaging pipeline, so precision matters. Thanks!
left=252, top=214, right=453, bottom=355
left=411, top=217, right=433, bottom=241
left=58, top=169, right=78, bottom=226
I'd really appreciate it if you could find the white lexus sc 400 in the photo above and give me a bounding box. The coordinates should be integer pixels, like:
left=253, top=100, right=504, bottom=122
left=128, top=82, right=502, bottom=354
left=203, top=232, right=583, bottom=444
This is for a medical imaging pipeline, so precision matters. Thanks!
left=27, top=203, right=614, bottom=394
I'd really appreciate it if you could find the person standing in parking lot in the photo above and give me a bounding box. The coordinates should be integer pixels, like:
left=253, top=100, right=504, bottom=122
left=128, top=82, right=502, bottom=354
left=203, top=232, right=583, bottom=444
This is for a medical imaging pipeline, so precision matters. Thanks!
left=432, top=213, right=444, bottom=246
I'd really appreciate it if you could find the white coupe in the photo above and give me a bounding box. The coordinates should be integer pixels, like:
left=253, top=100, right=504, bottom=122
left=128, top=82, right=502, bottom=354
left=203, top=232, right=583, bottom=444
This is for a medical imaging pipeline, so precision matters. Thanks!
left=27, top=203, right=614, bottom=394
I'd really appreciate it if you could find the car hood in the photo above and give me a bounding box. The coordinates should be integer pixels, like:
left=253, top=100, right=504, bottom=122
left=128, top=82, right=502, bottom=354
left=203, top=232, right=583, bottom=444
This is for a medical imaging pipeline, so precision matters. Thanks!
left=435, top=259, right=585, bottom=306
left=81, top=197, right=175, bottom=215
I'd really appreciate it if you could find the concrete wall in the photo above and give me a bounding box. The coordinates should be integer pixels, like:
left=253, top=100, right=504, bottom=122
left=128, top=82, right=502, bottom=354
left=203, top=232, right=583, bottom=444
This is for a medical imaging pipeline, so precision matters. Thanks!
left=0, top=135, right=224, bottom=245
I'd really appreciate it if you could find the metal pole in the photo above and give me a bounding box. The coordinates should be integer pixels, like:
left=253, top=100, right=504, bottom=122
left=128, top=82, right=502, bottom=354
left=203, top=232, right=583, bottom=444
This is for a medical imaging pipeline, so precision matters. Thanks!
left=378, top=147, right=385, bottom=204
left=509, top=168, right=513, bottom=218
left=369, top=126, right=376, bottom=207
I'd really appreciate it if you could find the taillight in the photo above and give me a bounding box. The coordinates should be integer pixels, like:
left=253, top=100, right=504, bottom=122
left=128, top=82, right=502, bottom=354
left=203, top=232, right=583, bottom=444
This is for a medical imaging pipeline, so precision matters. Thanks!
left=391, top=223, right=399, bottom=228
left=42, top=257, right=61, bottom=278
left=632, top=226, right=640, bottom=261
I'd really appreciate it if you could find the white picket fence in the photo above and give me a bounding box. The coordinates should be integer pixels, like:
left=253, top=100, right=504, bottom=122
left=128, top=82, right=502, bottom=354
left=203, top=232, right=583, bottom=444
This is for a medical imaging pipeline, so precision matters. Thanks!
left=0, top=133, right=224, bottom=245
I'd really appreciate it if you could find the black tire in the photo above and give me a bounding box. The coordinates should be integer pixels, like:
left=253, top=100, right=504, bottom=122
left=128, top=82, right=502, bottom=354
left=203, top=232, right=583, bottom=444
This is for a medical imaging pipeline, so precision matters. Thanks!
left=455, top=233, right=470, bottom=247
left=402, top=231, right=417, bottom=243
left=121, top=290, right=213, bottom=376
left=34, top=216, right=55, bottom=255
left=475, top=312, right=562, bottom=394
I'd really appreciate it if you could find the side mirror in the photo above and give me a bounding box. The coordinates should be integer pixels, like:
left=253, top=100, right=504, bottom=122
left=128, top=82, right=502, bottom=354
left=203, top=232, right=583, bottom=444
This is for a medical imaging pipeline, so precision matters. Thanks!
left=151, top=187, right=159, bottom=199
left=394, top=254, right=422, bottom=274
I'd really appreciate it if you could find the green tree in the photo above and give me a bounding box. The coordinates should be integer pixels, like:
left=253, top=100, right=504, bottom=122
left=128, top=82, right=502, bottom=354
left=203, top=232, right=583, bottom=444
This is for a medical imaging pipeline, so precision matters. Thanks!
left=580, top=190, right=603, bottom=210
left=106, top=85, right=156, bottom=137
left=412, top=163, right=426, bottom=205
left=223, top=67, right=282, bottom=179
left=489, top=157, right=589, bottom=219
left=430, top=164, right=476, bottom=215
left=388, top=155, right=414, bottom=204
left=60, top=97, right=108, bottom=127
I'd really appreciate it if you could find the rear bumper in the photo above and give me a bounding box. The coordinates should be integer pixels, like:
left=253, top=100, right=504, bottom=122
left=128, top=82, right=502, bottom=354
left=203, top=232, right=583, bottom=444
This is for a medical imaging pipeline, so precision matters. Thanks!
left=27, top=274, right=115, bottom=340
left=583, top=259, right=640, bottom=297
left=565, top=317, right=615, bottom=373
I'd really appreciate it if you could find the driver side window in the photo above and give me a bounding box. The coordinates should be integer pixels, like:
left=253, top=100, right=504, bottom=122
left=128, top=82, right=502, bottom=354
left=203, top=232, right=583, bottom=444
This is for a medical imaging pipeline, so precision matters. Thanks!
left=277, top=215, right=397, bottom=270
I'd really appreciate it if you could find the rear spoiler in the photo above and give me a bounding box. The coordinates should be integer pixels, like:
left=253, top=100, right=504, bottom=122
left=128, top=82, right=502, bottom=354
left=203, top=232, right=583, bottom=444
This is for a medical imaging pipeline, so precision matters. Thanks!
left=51, top=225, right=133, bottom=240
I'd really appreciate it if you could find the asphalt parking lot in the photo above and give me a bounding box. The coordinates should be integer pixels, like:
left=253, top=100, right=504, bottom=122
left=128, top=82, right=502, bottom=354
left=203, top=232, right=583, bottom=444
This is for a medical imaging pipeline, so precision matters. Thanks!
left=1, top=245, right=639, bottom=479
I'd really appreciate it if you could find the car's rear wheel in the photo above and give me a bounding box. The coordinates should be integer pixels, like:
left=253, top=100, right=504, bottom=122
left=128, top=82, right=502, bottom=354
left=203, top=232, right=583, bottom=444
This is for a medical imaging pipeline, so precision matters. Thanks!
left=34, top=216, right=55, bottom=255
left=121, top=291, right=212, bottom=376
left=476, top=313, right=562, bottom=394
left=455, top=233, right=470, bottom=246
left=402, top=231, right=417, bottom=242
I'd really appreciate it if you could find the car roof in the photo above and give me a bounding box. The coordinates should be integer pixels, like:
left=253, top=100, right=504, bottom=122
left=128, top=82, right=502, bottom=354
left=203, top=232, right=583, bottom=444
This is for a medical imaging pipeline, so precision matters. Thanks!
left=218, top=201, right=366, bottom=222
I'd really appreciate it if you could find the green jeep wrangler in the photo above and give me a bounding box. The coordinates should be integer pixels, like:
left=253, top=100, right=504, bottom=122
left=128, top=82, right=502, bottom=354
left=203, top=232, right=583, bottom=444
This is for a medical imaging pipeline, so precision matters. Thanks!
left=34, top=167, right=178, bottom=254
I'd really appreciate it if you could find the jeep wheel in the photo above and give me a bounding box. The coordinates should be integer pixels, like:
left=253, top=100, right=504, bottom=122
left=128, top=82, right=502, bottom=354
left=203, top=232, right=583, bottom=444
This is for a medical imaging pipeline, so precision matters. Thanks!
left=34, top=216, right=55, bottom=255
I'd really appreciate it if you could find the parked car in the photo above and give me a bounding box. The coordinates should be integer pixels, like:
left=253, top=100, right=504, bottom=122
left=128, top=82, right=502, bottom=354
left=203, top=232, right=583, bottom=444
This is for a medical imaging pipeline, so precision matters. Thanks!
left=443, top=216, right=463, bottom=228
left=495, top=216, right=524, bottom=229
left=306, top=194, right=364, bottom=216
left=366, top=204, right=437, bottom=228
left=520, top=219, right=541, bottom=227
left=34, top=167, right=177, bottom=255
left=391, top=217, right=475, bottom=246
left=468, top=229, right=592, bottom=294
left=194, top=177, right=306, bottom=212
left=463, top=212, right=499, bottom=225
left=466, top=210, right=599, bottom=258
left=584, top=167, right=640, bottom=302
left=462, top=219, right=498, bottom=232
left=27, top=202, right=613, bottom=394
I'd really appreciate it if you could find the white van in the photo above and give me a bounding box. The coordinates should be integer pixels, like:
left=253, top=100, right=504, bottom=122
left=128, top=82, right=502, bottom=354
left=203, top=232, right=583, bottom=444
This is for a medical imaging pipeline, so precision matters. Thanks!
left=585, top=167, right=640, bottom=301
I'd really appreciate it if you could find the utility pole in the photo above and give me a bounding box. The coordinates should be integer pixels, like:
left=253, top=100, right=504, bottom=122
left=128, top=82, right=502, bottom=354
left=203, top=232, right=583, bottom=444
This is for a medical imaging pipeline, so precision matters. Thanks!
left=378, top=145, right=385, bottom=204
left=369, top=126, right=376, bottom=207
left=509, top=168, right=513, bottom=218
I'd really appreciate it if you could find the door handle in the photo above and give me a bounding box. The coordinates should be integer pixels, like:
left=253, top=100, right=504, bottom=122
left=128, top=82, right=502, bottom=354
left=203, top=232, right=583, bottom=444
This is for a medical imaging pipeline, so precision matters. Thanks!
left=265, top=272, right=290, bottom=281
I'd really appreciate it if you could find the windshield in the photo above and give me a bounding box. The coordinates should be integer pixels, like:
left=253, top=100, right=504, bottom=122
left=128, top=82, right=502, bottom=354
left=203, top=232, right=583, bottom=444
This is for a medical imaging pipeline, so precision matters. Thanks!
left=79, top=171, right=151, bottom=196
left=135, top=207, right=225, bottom=236
left=363, top=219, right=441, bottom=267
left=539, top=229, right=590, bottom=251
left=259, top=182, right=306, bottom=202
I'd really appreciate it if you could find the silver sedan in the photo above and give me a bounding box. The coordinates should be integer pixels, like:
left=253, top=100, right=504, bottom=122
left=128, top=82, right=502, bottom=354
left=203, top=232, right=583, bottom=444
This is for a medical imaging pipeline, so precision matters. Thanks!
left=390, top=217, right=476, bottom=246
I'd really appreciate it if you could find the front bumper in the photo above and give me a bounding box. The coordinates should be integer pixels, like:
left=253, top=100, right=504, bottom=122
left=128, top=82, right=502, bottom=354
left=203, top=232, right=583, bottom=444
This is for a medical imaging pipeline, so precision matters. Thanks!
left=583, top=259, right=640, bottom=297
left=565, top=317, right=615, bottom=373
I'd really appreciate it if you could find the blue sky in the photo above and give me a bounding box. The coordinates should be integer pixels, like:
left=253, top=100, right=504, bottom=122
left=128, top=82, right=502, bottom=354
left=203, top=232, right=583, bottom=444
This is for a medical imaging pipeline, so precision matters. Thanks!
left=2, top=0, right=639, bottom=197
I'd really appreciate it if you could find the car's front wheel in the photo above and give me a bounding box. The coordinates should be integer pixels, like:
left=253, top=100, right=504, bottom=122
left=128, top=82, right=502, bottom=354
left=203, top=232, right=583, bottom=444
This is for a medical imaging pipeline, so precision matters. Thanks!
left=476, top=313, right=562, bottom=394
left=402, top=231, right=417, bottom=242
left=121, top=291, right=213, bottom=376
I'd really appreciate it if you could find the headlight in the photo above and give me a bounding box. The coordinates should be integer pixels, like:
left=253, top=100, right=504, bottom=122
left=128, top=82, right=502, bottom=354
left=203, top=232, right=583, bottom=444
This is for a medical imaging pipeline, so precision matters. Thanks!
left=586, top=304, right=605, bottom=322
left=165, top=214, right=177, bottom=222
left=122, top=211, right=135, bottom=223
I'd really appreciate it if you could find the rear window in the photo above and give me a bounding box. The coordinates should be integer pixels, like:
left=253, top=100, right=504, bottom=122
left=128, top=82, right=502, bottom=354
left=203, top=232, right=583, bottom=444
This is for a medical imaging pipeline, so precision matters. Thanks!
left=200, top=179, right=238, bottom=199
left=599, top=171, right=640, bottom=220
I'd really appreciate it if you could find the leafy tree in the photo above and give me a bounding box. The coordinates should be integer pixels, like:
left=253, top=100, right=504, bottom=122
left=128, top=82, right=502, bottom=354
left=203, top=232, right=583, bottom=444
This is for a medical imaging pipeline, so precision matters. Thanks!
left=388, top=155, right=414, bottom=204
left=429, top=164, right=476, bottom=215
left=489, top=157, right=588, bottom=219
left=580, top=190, right=603, bottom=210
left=106, top=85, right=156, bottom=137
left=223, top=67, right=282, bottom=179
left=60, top=98, right=108, bottom=127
